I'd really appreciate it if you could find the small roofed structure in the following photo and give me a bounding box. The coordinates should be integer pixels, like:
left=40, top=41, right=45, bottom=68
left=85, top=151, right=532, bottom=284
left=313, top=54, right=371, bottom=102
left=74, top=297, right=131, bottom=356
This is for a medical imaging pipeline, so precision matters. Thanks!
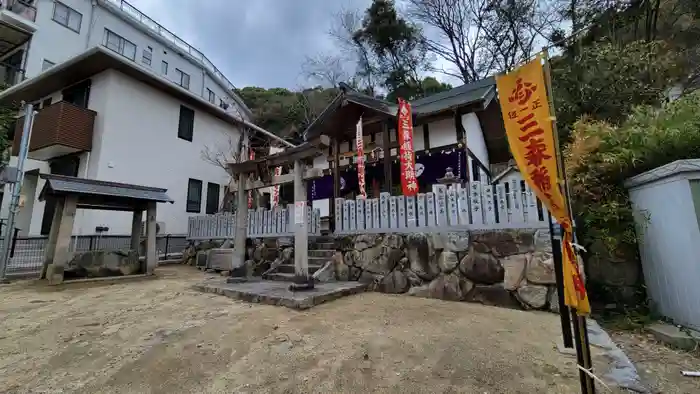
left=38, top=174, right=173, bottom=284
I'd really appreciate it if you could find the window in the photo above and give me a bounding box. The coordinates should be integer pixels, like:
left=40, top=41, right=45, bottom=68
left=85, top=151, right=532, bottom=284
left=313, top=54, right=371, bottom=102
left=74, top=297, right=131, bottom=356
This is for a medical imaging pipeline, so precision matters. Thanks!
left=62, top=79, right=91, bottom=109
left=175, top=68, right=190, bottom=89
left=178, top=105, right=194, bottom=141
left=142, top=46, right=152, bottom=66
left=161, top=60, right=168, bottom=75
left=42, top=59, right=55, bottom=72
left=205, top=183, right=221, bottom=214
left=104, top=29, right=136, bottom=60
left=186, top=179, right=203, bottom=213
left=207, top=88, right=215, bottom=104
left=42, top=98, right=52, bottom=108
left=53, top=1, right=82, bottom=33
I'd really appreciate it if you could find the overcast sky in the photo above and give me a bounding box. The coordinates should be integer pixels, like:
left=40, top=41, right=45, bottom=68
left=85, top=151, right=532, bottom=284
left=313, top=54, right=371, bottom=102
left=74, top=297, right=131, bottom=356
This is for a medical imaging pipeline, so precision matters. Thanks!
left=131, top=0, right=375, bottom=89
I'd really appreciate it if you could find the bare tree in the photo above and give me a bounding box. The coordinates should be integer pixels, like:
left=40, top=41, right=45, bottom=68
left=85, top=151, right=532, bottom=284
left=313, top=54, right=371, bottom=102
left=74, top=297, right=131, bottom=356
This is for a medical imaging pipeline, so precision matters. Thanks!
left=301, top=53, right=350, bottom=87
left=200, top=103, right=268, bottom=212
left=329, top=6, right=380, bottom=94
left=407, top=0, right=561, bottom=82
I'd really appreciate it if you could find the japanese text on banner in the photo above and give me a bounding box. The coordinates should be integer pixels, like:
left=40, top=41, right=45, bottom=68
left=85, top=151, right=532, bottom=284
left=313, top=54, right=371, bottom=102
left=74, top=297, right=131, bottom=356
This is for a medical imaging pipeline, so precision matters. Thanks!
left=272, top=166, right=282, bottom=206
left=397, top=98, right=418, bottom=196
left=495, top=55, right=590, bottom=314
left=247, top=148, right=255, bottom=209
left=356, top=118, right=366, bottom=198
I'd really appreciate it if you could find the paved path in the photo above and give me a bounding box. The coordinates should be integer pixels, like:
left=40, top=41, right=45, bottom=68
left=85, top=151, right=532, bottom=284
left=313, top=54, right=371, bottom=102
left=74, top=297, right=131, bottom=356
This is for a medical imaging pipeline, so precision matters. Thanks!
left=0, top=266, right=612, bottom=393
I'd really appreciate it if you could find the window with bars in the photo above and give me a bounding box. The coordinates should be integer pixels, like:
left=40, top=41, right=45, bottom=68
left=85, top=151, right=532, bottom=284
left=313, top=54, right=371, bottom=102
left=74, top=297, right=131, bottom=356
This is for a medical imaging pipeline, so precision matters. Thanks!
left=104, top=29, right=136, bottom=60
left=207, top=88, right=215, bottom=104
left=142, top=46, right=152, bottom=66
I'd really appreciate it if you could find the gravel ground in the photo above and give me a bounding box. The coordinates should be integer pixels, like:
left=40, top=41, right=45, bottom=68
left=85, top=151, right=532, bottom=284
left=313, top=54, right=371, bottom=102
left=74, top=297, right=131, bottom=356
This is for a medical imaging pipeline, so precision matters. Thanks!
left=0, top=266, right=612, bottom=394
left=610, top=330, right=700, bottom=394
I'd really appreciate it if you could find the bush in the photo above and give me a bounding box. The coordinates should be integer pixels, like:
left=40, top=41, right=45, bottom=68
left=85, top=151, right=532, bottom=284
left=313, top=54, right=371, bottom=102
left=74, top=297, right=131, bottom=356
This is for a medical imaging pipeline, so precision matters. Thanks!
left=565, top=91, right=700, bottom=303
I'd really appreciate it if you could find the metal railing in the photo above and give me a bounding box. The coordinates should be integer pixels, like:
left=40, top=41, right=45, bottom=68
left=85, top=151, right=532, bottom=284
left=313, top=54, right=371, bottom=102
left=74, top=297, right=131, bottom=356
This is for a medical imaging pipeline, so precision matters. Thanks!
left=1, top=233, right=188, bottom=278
left=3, top=0, right=37, bottom=22
left=103, top=0, right=237, bottom=94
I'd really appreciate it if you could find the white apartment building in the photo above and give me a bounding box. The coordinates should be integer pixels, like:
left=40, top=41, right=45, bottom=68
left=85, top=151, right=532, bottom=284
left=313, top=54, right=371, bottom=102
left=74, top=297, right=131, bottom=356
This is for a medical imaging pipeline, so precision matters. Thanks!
left=0, top=0, right=253, bottom=236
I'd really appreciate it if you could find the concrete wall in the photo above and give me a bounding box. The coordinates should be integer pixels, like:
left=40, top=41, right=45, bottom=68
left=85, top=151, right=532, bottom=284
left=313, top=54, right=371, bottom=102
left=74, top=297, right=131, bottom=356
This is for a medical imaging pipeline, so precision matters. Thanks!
left=5, top=69, right=240, bottom=236
left=22, top=0, right=244, bottom=115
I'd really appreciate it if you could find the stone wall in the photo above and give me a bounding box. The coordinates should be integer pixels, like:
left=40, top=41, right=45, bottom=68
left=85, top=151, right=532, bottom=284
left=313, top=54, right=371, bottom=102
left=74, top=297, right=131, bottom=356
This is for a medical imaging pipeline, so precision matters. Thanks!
left=329, top=230, right=561, bottom=312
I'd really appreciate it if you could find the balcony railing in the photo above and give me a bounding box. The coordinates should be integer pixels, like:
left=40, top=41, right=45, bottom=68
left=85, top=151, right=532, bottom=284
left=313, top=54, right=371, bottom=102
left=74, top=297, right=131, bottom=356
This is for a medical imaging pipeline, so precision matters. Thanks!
left=3, top=0, right=37, bottom=22
left=12, top=101, right=96, bottom=160
left=103, top=0, right=237, bottom=94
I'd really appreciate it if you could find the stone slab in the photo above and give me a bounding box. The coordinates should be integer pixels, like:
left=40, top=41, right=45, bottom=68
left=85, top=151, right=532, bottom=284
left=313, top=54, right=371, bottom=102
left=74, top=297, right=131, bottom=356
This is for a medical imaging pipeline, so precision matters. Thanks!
left=647, top=322, right=700, bottom=350
left=194, top=279, right=368, bottom=310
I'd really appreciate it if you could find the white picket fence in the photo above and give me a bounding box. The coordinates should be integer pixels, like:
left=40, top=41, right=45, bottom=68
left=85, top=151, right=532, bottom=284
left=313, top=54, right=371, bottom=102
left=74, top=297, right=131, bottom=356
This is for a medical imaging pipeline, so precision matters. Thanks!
left=334, top=180, right=550, bottom=235
left=187, top=205, right=322, bottom=240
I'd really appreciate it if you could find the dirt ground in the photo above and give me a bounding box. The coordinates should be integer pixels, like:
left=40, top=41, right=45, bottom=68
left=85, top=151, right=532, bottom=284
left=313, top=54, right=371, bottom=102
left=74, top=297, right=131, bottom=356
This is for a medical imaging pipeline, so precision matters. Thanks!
left=610, top=330, right=700, bottom=394
left=0, top=266, right=614, bottom=394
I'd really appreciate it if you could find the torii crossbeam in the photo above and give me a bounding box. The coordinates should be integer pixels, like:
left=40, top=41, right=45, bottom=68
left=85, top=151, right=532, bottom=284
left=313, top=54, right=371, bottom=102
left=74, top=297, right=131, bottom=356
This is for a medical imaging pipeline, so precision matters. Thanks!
left=227, top=135, right=330, bottom=290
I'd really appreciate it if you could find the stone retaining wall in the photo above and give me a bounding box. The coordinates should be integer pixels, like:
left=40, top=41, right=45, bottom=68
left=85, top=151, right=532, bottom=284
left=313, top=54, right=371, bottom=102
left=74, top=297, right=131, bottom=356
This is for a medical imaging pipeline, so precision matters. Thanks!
left=327, top=230, right=563, bottom=312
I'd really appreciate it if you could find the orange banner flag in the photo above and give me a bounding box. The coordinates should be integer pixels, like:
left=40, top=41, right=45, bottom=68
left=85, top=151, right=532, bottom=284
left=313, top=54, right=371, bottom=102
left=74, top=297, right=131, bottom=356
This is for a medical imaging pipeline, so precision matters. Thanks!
left=495, top=55, right=590, bottom=315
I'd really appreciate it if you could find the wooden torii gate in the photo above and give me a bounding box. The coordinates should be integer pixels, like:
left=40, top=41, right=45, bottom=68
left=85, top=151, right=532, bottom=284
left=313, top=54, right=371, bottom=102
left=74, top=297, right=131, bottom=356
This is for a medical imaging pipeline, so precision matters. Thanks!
left=228, top=134, right=330, bottom=290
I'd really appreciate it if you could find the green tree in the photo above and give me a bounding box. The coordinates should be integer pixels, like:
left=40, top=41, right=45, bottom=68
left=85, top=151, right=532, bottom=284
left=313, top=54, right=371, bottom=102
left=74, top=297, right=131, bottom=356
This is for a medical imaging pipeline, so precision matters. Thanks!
left=353, top=0, right=431, bottom=101
left=551, top=40, right=683, bottom=140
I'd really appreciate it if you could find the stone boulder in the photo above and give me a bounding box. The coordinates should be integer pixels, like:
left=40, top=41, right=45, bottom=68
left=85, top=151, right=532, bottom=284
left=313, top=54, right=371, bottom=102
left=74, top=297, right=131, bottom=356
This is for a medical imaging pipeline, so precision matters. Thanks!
left=354, top=234, right=381, bottom=251
left=332, top=252, right=350, bottom=281
left=403, top=268, right=423, bottom=287
left=466, top=284, right=521, bottom=309
left=352, top=236, right=405, bottom=275
left=548, top=288, right=560, bottom=313
left=472, top=230, right=534, bottom=257
left=180, top=244, right=196, bottom=265
left=437, top=251, right=459, bottom=273
left=66, top=250, right=141, bottom=278
left=525, top=252, right=555, bottom=285
left=406, top=284, right=430, bottom=298
left=379, top=270, right=409, bottom=294
left=406, top=233, right=439, bottom=281
left=459, top=248, right=504, bottom=285
left=427, top=272, right=474, bottom=301
left=501, top=254, right=528, bottom=290
left=515, top=282, right=548, bottom=309
left=280, top=247, right=294, bottom=265
left=433, top=232, right=470, bottom=253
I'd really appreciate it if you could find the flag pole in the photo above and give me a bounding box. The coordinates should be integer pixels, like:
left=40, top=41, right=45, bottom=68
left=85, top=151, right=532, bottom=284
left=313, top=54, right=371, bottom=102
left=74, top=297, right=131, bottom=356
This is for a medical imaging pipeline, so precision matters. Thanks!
left=541, top=48, right=596, bottom=394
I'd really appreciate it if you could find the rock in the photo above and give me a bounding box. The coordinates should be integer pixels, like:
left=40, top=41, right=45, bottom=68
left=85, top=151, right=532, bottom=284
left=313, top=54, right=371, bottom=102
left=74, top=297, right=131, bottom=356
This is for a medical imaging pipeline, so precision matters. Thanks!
left=501, top=254, right=528, bottom=290
left=516, top=282, right=548, bottom=309
left=220, top=239, right=232, bottom=248
left=459, top=248, right=504, bottom=285
left=354, top=234, right=381, bottom=251
left=353, top=238, right=404, bottom=275
left=467, top=284, right=521, bottom=309
left=280, top=247, right=294, bottom=264
left=231, top=259, right=254, bottom=278
left=382, top=234, right=404, bottom=250
left=439, top=232, right=471, bottom=253
left=403, top=269, right=423, bottom=287
left=379, top=270, right=409, bottom=294
left=358, top=271, right=383, bottom=290
left=406, top=233, right=439, bottom=281
left=472, top=230, right=534, bottom=257
left=332, top=252, right=350, bottom=281
left=66, top=250, right=141, bottom=277
left=428, top=272, right=473, bottom=301
left=526, top=252, right=555, bottom=285
left=534, top=229, right=552, bottom=252
left=312, top=261, right=336, bottom=283
left=252, top=246, right=263, bottom=262
left=548, top=287, right=560, bottom=313
left=407, top=285, right=430, bottom=297
left=397, top=257, right=409, bottom=270
left=437, top=251, right=459, bottom=273
left=180, top=245, right=196, bottom=265
left=472, top=242, right=490, bottom=254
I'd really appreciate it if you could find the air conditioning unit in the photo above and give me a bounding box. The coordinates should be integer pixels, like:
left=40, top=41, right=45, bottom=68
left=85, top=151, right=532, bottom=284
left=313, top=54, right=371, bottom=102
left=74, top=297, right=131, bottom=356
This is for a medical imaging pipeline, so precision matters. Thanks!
left=141, top=221, right=165, bottom=236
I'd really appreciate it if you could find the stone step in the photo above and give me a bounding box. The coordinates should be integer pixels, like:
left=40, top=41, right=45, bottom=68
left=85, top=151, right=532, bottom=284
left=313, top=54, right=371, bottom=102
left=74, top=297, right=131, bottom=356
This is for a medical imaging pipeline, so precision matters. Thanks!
left=276, top=263, right=323, bottom=275
left=309, top=249, right=335, bottom=258
left=311, top=236, right=335, bottom=243
left=266, top=272, right=296, bottom=282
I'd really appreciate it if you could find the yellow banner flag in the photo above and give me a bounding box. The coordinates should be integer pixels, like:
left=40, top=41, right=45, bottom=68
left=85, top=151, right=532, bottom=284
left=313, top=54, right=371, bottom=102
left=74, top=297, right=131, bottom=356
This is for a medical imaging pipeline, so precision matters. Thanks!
left=495, top=56, right=590, bottom=315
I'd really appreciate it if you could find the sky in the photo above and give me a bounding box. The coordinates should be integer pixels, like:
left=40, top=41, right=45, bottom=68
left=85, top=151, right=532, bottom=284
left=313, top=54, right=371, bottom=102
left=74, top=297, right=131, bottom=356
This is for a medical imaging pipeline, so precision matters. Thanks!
left=130, top=0, right=375, bottom=90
